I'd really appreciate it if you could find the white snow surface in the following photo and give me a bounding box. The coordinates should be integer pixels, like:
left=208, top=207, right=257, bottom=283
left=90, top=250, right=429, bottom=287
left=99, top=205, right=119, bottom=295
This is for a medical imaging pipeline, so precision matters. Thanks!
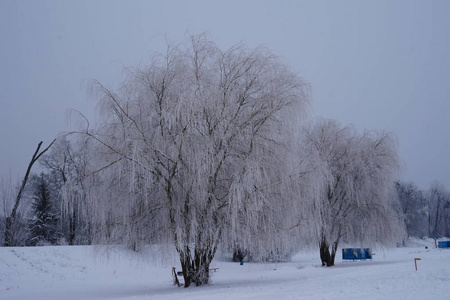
left=1, top=239, right=449, bottom=300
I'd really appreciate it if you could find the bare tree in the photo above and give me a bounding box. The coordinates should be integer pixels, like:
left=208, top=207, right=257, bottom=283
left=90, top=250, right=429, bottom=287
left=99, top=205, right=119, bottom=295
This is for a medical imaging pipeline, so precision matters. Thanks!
left=444, top=200, right=450, bottom=237
left=4, top=140, right=55, bottom=246
left=1, top=175, right=16, bottom=221
left=394, top=181, right=427, bottom=238
left=426, top=181, right=450, bottom=236
left=1, top=175, right=16, bottom=244
left=302, top=119, right=403, bottom=266
left=40, top=136, right=93, bottom=245
left=81, top=34, right=309, bottom=286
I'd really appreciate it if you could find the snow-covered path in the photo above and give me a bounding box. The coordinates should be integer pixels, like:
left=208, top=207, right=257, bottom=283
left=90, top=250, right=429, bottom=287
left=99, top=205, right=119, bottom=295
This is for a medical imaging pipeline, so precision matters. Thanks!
left=1, top=239, right=449, bottom=299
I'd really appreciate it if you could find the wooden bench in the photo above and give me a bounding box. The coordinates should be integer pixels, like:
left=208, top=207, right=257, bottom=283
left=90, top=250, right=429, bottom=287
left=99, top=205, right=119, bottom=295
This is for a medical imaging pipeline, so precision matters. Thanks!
left=172, top=267, right=220, bottom=277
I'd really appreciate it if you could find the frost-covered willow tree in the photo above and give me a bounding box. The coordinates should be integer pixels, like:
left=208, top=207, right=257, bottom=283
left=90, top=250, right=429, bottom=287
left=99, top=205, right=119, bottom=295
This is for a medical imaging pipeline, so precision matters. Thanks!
left=84, top=35, right=309, bottom=287
left=302, top=118, right=404, bottom=266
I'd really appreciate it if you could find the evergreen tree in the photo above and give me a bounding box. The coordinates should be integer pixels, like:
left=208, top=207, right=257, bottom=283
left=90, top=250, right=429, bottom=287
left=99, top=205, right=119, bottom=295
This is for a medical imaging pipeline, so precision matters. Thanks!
left=27, top=174, right=60, bottom=246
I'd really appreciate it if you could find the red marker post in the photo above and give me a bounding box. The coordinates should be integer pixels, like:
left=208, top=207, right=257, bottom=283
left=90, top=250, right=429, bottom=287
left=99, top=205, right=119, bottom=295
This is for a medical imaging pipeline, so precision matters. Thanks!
left=414, top=258, right=421, bottom=271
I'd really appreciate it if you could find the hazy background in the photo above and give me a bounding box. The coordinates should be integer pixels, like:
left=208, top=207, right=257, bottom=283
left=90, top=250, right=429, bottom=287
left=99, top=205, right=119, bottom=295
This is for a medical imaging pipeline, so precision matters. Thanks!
left=1, top=0, right=449, bottom=190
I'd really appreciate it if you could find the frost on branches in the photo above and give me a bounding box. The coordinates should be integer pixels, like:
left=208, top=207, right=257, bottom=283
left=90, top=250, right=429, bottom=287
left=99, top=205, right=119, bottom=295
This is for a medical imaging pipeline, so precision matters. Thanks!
left=83, top=34, right=309, bottom=287
left=302, top=118, right=405, bottom=266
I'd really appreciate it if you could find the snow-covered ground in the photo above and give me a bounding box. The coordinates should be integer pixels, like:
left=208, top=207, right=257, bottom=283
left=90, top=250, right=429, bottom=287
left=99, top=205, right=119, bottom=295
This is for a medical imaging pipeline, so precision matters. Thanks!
left=1, top=239, right=449, bottom=300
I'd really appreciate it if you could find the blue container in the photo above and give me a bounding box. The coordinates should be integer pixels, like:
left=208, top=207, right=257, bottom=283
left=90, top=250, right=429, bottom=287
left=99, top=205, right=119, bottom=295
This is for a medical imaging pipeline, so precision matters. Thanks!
left=342, top=248, right=372, bottom=261
left=438, top=241, right=450, bottom=248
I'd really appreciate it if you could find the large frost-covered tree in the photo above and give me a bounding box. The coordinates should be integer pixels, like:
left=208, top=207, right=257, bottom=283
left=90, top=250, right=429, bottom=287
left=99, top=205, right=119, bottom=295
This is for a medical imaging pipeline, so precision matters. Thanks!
left=302, top=119, right=404, bottom=266
left=83, top=34, right=309, bottom=286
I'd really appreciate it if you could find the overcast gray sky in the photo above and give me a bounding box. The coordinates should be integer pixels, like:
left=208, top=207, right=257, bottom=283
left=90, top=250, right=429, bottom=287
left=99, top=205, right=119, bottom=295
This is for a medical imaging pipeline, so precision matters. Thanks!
left=1, top=0, right=449, bottom=190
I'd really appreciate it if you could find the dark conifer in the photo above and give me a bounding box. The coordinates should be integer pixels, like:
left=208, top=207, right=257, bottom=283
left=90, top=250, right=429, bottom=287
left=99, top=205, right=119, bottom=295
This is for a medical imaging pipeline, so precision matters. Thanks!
left=27, top=174, right=60, bottom=246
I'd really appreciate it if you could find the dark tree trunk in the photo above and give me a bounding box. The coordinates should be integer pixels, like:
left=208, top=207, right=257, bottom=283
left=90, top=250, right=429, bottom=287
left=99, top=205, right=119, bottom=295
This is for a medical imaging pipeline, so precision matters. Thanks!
left=320, top=225, right=342, bottom=267
left=68, top=209, right=76, bottom=245
left=320, top=238, right=341, bottom=267
left=178, top=246, right=216, bottom=287
left=320, top=237, right=332, bottom=267
left=330, top=240, right=339, bottom=266
left=87, top=219, right=92, bottom=245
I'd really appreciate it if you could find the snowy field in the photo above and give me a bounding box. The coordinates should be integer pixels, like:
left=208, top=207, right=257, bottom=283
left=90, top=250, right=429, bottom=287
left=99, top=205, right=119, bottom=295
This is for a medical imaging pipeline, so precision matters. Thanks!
left=1, top=239, right=449, bottom=300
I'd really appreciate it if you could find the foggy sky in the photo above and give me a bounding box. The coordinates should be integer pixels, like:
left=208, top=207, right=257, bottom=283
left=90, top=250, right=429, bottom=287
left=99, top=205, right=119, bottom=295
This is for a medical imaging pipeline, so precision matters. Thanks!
left=1, top=0, right=449, bottom=190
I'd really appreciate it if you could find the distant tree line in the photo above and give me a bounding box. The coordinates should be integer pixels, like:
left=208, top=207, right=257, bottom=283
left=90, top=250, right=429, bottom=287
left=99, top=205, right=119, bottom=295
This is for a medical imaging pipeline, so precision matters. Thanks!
left=1, top=34, right=448, bottom=287
left=393, top=180, right=450, bottom=239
